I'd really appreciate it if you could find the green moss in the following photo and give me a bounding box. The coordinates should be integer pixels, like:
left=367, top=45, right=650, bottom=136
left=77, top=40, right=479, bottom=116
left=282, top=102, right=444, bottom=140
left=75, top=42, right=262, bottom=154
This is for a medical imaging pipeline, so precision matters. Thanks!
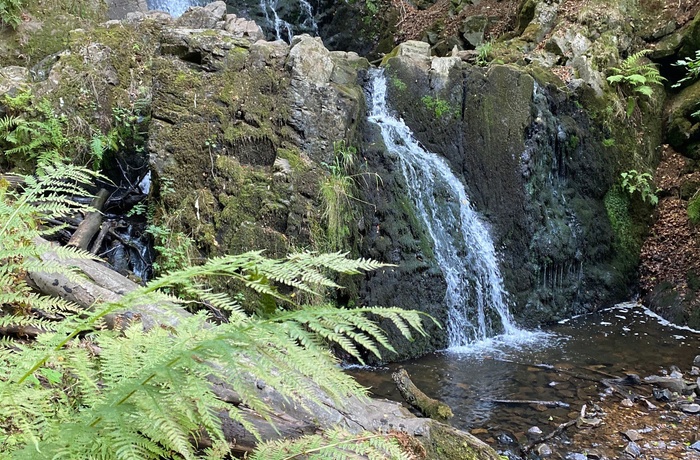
left=604, top=186, right=641, bottom=268
left=425, top=423, right=499, bottom=460
left=688, top=194, right=700, bottom=224
left=276, top=147, right=307, bottom=171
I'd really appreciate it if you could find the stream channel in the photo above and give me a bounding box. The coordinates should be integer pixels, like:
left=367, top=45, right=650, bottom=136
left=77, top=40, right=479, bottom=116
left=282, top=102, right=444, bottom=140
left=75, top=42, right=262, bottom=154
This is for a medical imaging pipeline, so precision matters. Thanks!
left=348, top=303, right=700, bottom=457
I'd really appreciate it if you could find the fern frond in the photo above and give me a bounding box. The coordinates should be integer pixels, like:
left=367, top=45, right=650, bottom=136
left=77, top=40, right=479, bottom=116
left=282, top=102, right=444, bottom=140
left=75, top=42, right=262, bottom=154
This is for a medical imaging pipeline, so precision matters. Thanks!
left=250, top=428, right=411, bottom=460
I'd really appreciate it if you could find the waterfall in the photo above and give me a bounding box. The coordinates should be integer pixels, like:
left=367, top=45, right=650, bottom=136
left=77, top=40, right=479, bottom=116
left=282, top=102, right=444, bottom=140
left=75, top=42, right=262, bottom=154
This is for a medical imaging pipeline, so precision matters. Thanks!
left=260, top=0, right=294, bottom=42
left=147, top=0, right=211, bottom=17
left=298, top=0, right=318, bottom=35
left=366, top=69, right=519, bottom=348
left=260, top=0, right=317, bottom=41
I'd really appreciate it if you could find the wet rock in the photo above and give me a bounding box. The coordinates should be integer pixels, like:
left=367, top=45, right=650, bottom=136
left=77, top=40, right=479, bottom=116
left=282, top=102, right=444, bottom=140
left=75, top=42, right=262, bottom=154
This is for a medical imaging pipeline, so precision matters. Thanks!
left=106, top=0, right=148, bottom=20
left=624, top=441, right=642, bottom=457
left=536, top=443, right=553, bottom=457
left=645, top=375, right=687, bottom=394
left=496, top=432, right=517, bottom=445
left=0, top=66, right=29, bottom=96
left=623, top=429, right=641, bottom=442
left=653, top=388, right=674, bottom=401
left=461, top=15, right=488, bottom=47
left=175, top=1, right=227, bottom=29
left=681, top=403, right=700, bottom=414
left=526, top=426, right=543, bottom=440
left=670, top=369, right=684, bottom=379
left=223, top=15, right=264, bottom=41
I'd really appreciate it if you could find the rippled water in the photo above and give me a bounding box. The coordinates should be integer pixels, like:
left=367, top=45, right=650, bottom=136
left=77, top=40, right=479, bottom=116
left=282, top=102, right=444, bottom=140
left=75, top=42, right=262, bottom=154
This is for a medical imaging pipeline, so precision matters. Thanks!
left=349, top=303, right=700, bottom=438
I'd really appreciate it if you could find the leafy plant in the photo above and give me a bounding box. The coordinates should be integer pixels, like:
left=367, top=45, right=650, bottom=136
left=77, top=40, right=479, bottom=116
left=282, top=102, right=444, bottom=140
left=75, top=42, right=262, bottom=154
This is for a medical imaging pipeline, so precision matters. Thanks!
left=421, top=95, right=459, bottom=119
left=620, top=169, right=658, bottom=205
left=319, top=141, right=359, bottom=251
left=606, top=49, right=666, bottom=118
left=0, top=99, right=70, bottom=165
left=391, top=76, right=407, bottom=91
left=475, top=41, right=493, bottom=67
left=0, top=162, right=99, bottom=318
left=0, top=0, right=23, bottom=28
left=0, top=164, right=430, bottom=459
left=672, top=49, right=700, bottom=88
left=146, top=221, right=196, bottom=274
left=672, top=49, right=700, bottom=119
left=687, top=192, right=700, bottom=224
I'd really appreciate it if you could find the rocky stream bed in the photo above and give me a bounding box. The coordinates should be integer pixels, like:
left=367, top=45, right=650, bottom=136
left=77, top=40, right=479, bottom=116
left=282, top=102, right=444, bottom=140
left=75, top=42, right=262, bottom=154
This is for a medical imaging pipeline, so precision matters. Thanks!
left=350, top=304, right=700, bottom=459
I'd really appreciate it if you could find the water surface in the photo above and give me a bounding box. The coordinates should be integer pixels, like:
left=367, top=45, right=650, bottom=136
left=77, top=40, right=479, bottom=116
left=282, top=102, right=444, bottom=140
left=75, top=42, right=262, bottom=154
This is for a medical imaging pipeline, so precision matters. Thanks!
left=349, top=304, right=700, bottom=439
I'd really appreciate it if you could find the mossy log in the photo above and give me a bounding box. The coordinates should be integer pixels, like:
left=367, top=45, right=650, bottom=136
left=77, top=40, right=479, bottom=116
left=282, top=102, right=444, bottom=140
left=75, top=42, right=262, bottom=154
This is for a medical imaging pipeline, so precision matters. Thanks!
left=392, top=368, right=454, bottom=421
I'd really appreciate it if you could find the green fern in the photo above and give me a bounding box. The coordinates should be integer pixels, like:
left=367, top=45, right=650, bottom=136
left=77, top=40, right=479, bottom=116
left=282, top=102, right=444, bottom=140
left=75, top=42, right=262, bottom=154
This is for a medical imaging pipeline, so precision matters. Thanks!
left=0, top=99, right=70, bottom=165
left=250, top=428, right=411, bottom=460
left=607, top=49, right=666, bottom=118
left=0, top=165, right=431, bottom=459
left=0, top=162, right=99, bottom=316
left=0, top=0, right=23, bottom=28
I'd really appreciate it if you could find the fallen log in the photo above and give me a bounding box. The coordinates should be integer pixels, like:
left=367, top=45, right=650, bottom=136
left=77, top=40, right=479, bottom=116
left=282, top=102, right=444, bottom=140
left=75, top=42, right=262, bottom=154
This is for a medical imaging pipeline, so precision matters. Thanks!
left=0, top=174, right=24, bottom=189
left=392, top=368, right=454, bottom=421
left=24, top=237, right=499, bottom=459
left=28, top=236, right=190, bottom=330
left=68, top=188, right=110, bottom=250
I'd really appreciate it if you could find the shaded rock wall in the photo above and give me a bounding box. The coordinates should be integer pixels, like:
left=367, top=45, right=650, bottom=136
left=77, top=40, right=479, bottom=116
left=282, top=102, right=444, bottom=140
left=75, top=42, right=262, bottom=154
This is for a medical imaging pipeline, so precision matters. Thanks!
left=360, top=43, right=646, bottom=331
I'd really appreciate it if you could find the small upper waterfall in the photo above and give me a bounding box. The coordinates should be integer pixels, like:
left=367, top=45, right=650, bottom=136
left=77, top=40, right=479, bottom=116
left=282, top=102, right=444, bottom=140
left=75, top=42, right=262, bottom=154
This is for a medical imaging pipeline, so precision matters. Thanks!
left=260, top=0, right=294, bottom=41
left=147, top=0, right=211, bottom=17
left=260, top=0, right=318, bottom=41
left=366, top=69, right=519, bottom=348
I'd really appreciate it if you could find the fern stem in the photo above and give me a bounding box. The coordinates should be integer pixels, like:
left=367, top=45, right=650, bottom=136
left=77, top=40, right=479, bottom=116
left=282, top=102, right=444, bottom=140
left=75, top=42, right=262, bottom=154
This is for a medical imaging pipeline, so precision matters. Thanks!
left=281, top=434, right=385, bottom=460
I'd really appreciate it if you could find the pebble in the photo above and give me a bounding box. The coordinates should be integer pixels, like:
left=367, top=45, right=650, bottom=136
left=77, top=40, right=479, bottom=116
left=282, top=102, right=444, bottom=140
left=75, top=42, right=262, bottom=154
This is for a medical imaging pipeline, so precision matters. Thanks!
left=691, top=366, right=699, bottom=376
left=624, top=441, right=642, bottom=458
left=526, top=426, right=543, bottom=440
left=690, top=440, right=700, bottom=452
left=653, top=388, right=674, bottom=401
left=670, top=370, right=684, bottom=379
left=620, top=398, right=634, bottom=407
left=693, top=355, right=700, bottom=367
left=681, top=403, right=700, bottom=414
left=565, top=453, right=587, bottom=460
left=623, top=429, right=641, bottom=441
left=537, top=443, right=553, bottom=457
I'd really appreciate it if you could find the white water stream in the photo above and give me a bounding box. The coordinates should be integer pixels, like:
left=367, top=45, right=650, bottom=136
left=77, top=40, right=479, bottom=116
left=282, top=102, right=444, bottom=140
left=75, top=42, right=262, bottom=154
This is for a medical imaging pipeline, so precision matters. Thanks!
left=147, top=0, right=210, bottom=17
left=260, top=0, right=318, bottom=41
left=366, top=69, right=520, bottom=348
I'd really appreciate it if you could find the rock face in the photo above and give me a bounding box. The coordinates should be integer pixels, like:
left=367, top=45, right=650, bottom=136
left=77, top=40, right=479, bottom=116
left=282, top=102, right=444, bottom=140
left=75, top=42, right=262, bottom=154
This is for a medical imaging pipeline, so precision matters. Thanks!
left=0, top=0, right=676, bottom=352
left=364, top=41, right=646, bottom=329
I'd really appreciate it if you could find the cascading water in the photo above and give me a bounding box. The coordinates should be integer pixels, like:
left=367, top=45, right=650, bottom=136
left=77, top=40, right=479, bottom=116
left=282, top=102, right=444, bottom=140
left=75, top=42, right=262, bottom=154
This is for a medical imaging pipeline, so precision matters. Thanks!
left=366, top=69, right=520, bottom=348
left=259, top=0, right=318, bottom=41
left=147, top=0, right=211, bottom=17
left=260, top=0, right=294, bottom=41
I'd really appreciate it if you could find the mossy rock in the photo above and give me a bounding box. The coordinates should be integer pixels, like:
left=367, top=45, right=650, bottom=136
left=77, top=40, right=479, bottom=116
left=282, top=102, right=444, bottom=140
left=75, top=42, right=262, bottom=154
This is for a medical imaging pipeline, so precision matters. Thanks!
left=666, top=80, right=700, bottom=153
